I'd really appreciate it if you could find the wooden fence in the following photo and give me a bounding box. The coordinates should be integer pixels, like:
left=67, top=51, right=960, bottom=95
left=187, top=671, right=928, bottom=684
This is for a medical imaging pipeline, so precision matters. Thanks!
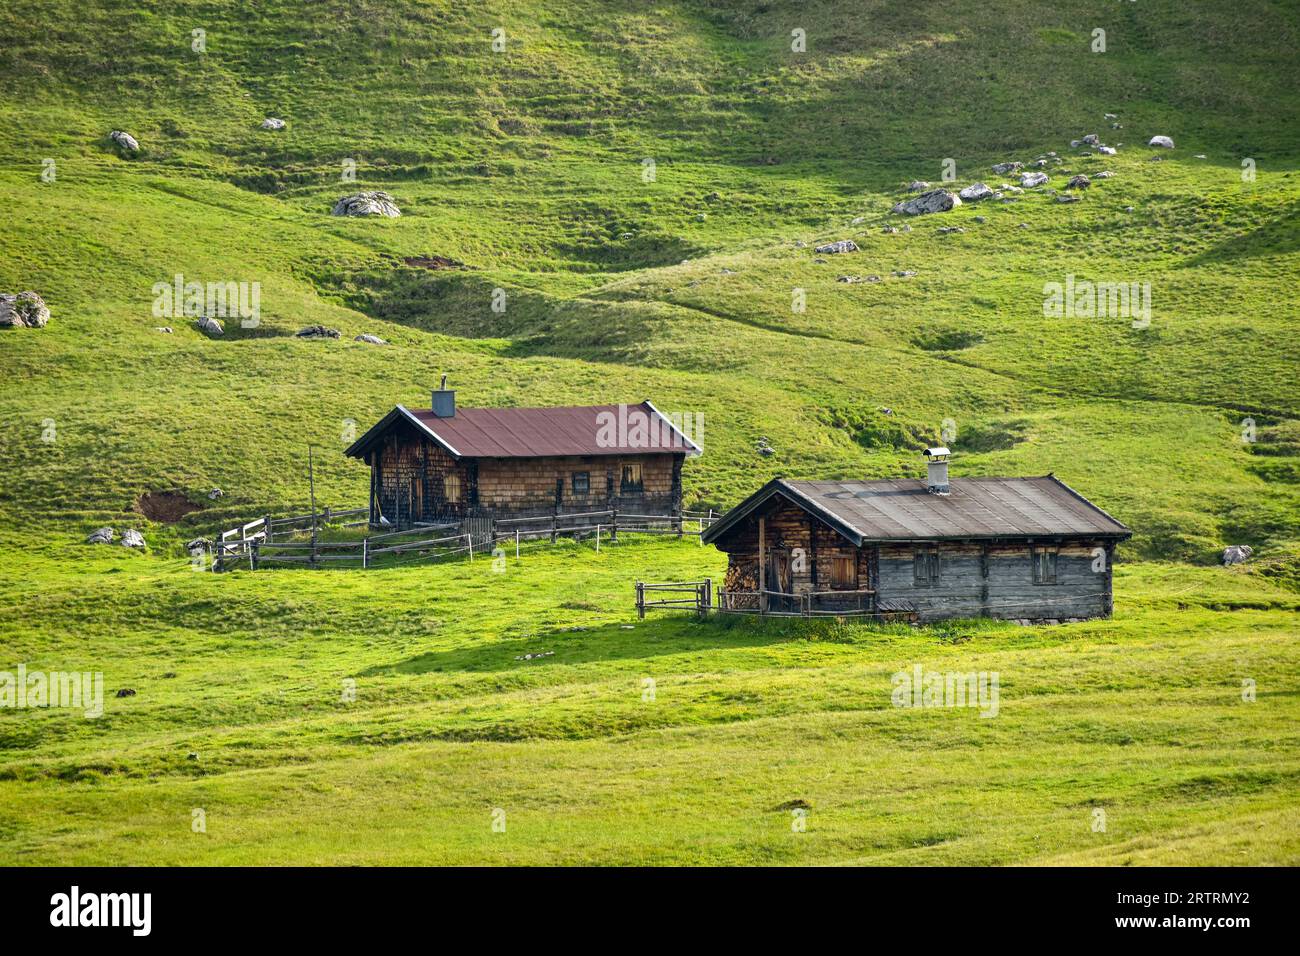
left=640, top=584, right=880, bottom=618
left=209, top=507, right=717, bottom=572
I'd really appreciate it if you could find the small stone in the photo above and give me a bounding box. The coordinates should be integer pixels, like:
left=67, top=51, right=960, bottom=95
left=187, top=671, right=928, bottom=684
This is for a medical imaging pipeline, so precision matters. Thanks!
left=295, top=325, right=341, bottom=339
left=1056, top=194, right=1081, bottom=203
left=1097, top=146, right=1117, bottom=155
left=1082, top=133, right=1100, bottom=145
left=0, top=291, right=51, bottom=329
left=155, top=326, right=173, bottom=333
left=261, top=118, right=286, bottom=130
left=207, top=488, right=223, bottom=499
left=906, top=181, right=930, bottom=192
left=991, top=162, right=1022, bottom=174
left=1066, top=174, right=1091, bottom=190
left=1094, top=171, right=1115, bottom=179
left=332, top=191, right=401, bottom=217
left=109, top=130, right=140, bottom=153
left=937, top=226, right=965, bottom=234
left=86, top=527, right=114, bottom=545
left=116, top=688, right=136, bottom=698
left=814, top=239, right=858, bottom=254
left=837, top=275, right=862, bottom=283
left=1148, top=135, right=1175, bottom=149
left=958, top=182, right=995, bottom=202
left=354, top=333, right=387, bottom=345
left=892, top=189, right=961, bottom=216
left=1222, top=545, right=1253, bottom=565
left=195, top=316, right=224, bottom=337
left=892, top=270, right=917, bottom=278
left=121, top=529, right=146, bottom=548
left=1019, top=172, right=1049, bottom=188
left=881, top=225, right=897, bottom=234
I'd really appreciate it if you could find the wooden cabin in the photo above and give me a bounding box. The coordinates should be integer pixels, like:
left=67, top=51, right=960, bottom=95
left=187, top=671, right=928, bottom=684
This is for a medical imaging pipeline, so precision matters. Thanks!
left=701, top=449, right=1131, bottom=623
left=344, top=387, right=700, bottom=529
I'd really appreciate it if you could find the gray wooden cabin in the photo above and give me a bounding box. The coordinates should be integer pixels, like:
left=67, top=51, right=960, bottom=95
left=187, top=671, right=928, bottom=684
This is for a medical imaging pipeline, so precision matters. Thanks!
left=701, top=451, right=1131, bottom=622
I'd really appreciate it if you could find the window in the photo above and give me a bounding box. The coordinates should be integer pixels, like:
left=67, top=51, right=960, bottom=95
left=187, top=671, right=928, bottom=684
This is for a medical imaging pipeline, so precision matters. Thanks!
left=572, top=471, right=590, bottom=495
left=831, top=555, right=856, bottom=589
left=443, top=473, right=461, bottom=502
left=913, top=549, right=940, bottom=587
left=620, top=462, right=643, bottom=494
left=1032, top=547, right=1058, bottom=585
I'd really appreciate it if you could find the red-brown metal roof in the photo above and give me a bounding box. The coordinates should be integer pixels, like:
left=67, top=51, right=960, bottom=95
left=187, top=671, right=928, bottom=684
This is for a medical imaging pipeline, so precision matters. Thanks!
left=346, top=401, right=700, bottom=460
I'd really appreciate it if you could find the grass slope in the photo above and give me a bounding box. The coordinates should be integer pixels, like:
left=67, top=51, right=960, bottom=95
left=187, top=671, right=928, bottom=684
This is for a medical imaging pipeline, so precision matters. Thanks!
left=0, top=0, right=1297, bottom=864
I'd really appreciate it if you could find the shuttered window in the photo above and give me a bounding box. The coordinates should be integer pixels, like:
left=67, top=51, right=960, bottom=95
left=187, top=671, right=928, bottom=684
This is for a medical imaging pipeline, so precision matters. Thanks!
left=1032, top=547, right=1058, bottom=585
left=831, top=555, right=856, bottom=589
left=443, top=473, right=461, bottom=502
left=913, top=549, right=940, bottom=587
left=620, top=463, right=643, bottom=493
left=572, top=471, right=590, bottom=495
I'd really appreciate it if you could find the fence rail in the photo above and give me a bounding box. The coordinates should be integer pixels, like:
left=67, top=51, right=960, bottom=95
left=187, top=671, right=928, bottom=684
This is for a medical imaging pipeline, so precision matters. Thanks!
left=208, top=506, right=716, bottom=572
left=643, top=584, right=882, bottom=618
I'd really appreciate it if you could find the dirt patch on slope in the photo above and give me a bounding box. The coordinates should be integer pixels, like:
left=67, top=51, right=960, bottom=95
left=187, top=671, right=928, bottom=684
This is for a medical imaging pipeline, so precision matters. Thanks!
left=135, top=491, right=200, bottom=523
left=403, top=255, right=465, bottom=270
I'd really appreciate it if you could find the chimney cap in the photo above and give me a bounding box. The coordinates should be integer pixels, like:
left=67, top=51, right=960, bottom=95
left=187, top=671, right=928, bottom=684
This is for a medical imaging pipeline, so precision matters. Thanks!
left=924, top=446, right=951, bottom=460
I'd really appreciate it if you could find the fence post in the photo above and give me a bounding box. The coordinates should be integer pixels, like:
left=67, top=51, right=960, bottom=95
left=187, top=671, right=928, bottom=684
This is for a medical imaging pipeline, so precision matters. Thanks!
left=610, top=508, right=618, bottom=541
left=265, top=514, right=273, bottom=541
left=324, top=506, right=332, bottom=527
left=467, top=532, right=473, bottom=562
left=636, top=581, right=645, bottom=620
left=551, top=512, right=557, bottom=544
left=250, top=539, right=257, bottom=571
left=596, top=524, right=601, bottom=553
left=362, top=537, right=369, bottom=569
left=675, top=512, right=683, bottom=539
left=515, top=528, right=520, bottom=561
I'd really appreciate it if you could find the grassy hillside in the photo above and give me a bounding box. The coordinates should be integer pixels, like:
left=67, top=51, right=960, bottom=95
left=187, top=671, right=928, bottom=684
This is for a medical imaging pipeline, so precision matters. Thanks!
left=0, top=0, right=1297, bottom=865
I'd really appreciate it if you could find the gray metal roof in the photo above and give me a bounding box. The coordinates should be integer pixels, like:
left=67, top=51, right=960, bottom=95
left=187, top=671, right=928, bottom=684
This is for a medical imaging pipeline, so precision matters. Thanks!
left=702, top=475, right=1131, bottom=545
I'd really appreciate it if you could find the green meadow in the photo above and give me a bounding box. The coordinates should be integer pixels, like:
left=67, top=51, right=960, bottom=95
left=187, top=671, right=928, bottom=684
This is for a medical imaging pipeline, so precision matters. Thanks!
left=0, top=0, right=1297, bottom=864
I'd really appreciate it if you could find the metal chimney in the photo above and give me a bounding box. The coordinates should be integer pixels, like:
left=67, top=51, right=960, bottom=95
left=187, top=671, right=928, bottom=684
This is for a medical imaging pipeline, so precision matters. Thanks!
left=431, top=374, right=455, bottom=418
left=924, top=447, right=951, bottom=495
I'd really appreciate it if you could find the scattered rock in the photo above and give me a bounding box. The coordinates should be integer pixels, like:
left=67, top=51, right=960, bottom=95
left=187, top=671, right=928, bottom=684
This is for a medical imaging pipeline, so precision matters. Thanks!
left=116, top=688, right=137, bottom=698
left=1148, top=135, right=1175, bottom=149
left=261, top=118, right=286, bottom=130
left=1019, top=172, right=1049, bottom=188
left=837, top=275, right=863, bottom=283
left=187, top=752, right=199, bottom=760
left=958, top=182, right=995, bottom=202
left=1056, top=194, right=1081, bottom=204
left=1222, top=545, right=1253, bottom=565
left=1195, top=153, right=1207, bottom=159
left=991, top=162, right=1022, bottom=174
left=1094, top=171, right=1115, bottom=179
left=879, top=407, right=893, bottom=415
left=155, top=326, right=173, bottom=333
left=892, top=270, right=917, bottom=278
left=695, top=212, right=707, bottom=221
left=295, top=325, right=341, bottom=339
left=793, top=240, right=807, bottom=248
left=892, top=189, right=961, bottom=216
left=812, top=257, right=827, bottom=264
left=195, top=316, right=224, bottom=337
left=121, top=529, right=146, bottom=548
left=354, top=333, right=387, bottom=345
left=937, top=226, right=965, bottom=234
left=1066, top=174, right=1091, bottom=190
left=1016, top=222, right=1029, bottom=229
left=618, top=232, right=634, bottom=239
left=973, top=215, right=986, bottom=224
left=880, top=226, right=898, bottom=235
left=109, top=130, right=140, bottom=154
left=86, top=527, right=114, bottom=545
left=331, top=191, right=401, bottom=217
left=0, top=291, right=50, bottom=329
left=1124, top=206, right=1135, bottom=213
left=906, top=181, right=930, bottom=192
left=756, top=436, right=775, bottom=456
left=851, top=216, right=865, bottom=225
left=814, top=239, right=858, bottom=254
left=514, top=651, right=555, bottom=661
left=1097, top=146, right=1116, bottom=155
left=1082, top=133, right=1100, bottom=146
left=1104, top=113, right=1118, bottom=120
left=207, top=488, right=224, bottom=499
left=1032, top=158, right=1049, bottom=168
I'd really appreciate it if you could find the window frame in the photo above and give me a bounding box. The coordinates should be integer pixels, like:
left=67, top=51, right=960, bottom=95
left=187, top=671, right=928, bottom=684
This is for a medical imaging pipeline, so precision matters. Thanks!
left=830, top=555, right=856, bottom=590
left=913, top=548, right=940, bottom=588
left=443, top=472, right=462, bottom=503
left=1031, top=546, right=1059, bottom=585
left=571, top=471, right=590, bottom=495
left=620, top=462, right=644, bottom=494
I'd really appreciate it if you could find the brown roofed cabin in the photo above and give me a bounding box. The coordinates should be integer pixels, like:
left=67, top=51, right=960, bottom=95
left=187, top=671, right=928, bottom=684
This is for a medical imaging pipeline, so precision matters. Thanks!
left=701, top=449, right=1131, bottom=623
left=344, top=384, right=701, bottom=529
